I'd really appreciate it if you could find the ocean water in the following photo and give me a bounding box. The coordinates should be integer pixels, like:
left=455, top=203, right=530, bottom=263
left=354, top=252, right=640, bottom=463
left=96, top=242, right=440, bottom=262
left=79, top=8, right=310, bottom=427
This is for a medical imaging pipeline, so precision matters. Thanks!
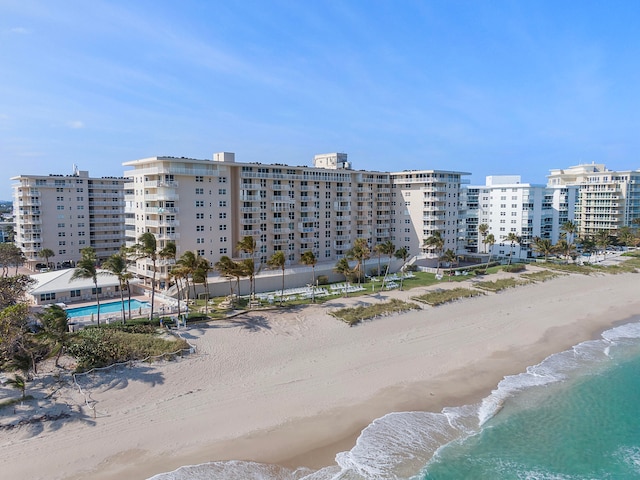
left=149, top=319, right=640, bottom=480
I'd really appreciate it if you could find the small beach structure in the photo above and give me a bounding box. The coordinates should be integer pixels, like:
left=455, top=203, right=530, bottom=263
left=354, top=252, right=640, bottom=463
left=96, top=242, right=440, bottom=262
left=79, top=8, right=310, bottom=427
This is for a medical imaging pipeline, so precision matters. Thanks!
left=26, top=269, right=138, bottom=306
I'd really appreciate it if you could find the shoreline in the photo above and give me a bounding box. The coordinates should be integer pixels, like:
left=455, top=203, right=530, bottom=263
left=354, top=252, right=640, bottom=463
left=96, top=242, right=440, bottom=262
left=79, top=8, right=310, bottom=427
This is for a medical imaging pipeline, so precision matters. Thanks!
left=2, top=270, right=639, bottom=480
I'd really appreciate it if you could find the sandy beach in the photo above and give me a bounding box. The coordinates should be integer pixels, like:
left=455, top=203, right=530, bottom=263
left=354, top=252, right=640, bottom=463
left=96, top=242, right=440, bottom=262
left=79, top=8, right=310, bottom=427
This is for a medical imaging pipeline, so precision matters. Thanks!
left=1, top=268, right=639, bottom=479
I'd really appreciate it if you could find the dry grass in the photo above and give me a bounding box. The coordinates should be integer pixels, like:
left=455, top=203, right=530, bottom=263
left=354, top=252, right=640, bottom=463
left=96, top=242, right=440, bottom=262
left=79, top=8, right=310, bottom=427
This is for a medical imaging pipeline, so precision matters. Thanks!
left=411, top=287, right=485, bottom=306
left=330, top=298, right=421, bottom=326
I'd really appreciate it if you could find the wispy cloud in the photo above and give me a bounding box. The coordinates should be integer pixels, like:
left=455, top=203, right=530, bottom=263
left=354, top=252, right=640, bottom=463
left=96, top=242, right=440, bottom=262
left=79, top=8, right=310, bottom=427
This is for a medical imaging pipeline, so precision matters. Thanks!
left=67, top=120, right=85, bottom=129
left=8, top=27, right=31, bottom=34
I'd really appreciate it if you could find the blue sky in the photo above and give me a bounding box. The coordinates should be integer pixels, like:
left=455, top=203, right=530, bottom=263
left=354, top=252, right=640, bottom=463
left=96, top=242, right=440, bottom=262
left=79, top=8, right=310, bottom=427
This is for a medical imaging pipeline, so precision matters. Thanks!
left=2, top=0, right=640, bottom=200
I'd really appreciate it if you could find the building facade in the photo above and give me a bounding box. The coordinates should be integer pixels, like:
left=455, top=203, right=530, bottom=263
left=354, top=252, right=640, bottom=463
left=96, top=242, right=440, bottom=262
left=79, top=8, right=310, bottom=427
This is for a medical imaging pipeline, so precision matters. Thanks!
left=11, top=169, right=126, bottom=270
left=464, top=176, right=578, bottom=261
left=547, top=163, right=640, bottom=238
left=122, top=153, right=399, bottom=286
left=389, top=170, right=470, bottom=258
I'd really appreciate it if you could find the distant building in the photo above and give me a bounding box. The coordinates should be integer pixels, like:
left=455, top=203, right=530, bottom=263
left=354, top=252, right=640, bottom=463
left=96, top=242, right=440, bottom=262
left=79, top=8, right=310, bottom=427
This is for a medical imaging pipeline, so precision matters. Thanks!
left=547, top=163, right=640, bottom=238
left=11, top=168, right=126, bottom=270
left=464, top=175, right=578, bottom=261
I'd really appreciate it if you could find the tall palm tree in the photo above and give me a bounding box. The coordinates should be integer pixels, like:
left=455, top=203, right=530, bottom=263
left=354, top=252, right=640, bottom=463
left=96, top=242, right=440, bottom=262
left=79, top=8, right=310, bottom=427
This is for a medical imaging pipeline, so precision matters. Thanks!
left=177, top=250, right=199, bottom=300
left=616, top=226, right=635, bottom=248
left=378, top=240, right=396, bottom=286
left=351, top=238, right=370, bottom=285
left=193, top=256, right=212, bottom=313
left=214, top=255, right=239, bottom=298
left=102, top=252, right=131, bottom=323
left=442, top=248, right=457, bottom=280
left=531, top=236, right=553, bottom=262
left=71, top=247, right=104, bottom=325
left=267, top=251, right=286, bottom=305
left=169, top=264, right=189, bottom=318
left=38, top=304, right=69, bottom=367
left=423, top=232, right=445, bottom=273
left=394, top=246, right=410, bottom=290
left=334, top=257, right=352, bottom=295
left=483, top=234, right=496, bottom=273
left=594, top=230, right=610, bottom=261
left=132, top=232, right=160, bottom=321
left=300, top=250, right=317, bottom=302
left=37, top=248, right=55, bottom=269
left=561, top=221, right=578, bottom=246
left=554, top=238, right=576, bottom=264
left=373, top=243, right=385, bottom=277
left=505, top=232, right=520, bottom=265
left=237, top=236, right=258, bottom=300
left=478, top=223, right=489, bottom=253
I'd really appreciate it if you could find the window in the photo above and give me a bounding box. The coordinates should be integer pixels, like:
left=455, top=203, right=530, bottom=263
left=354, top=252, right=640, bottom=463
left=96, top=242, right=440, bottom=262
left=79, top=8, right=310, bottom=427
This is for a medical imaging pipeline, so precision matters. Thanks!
left=40, top=293, right=56, bottom=301
left=195, top=200, right=204, bottom=207
left=219, top=224, right=227, bottom=231
left=195, top=176, right=204, bottom=182
left=196, top=225, right=204, bottom=232
left=196, top=213, right=204, bottom=219
left=219, top=248, right=228, bottom=254
left=58, top=232, right=66, bottom=237
left=91, top=287, right=102, bottom=294
left=196, top=238, right=205, bottom=244
left=58, top=249, right=66, bottom=254
left=219, top=201, right=227, bottom=207
left=218, top=189, right=226, bottom=195
left=197, top=249, right=205, bottom=256
left=220, top=236, right=227, bottom=242
left=219, top=212, right=227, bottom=219
left=57, top=205, right=64, bottom=210
left=70, top=290, right=81, bottom=298
left=195, top=188, right=204, bottom=195
left=219, top=177, right=227, bottom=183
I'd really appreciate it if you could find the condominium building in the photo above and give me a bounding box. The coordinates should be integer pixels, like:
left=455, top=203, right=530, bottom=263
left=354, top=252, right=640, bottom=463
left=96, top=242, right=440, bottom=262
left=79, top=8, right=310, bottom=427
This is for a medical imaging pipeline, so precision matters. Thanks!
left=547, top=163, right=640, bottom=237
left=123, top=153, right=396, bottom=286
left=11, top=168, right=126, bottom=269
left=464, top=176, right=578, bottom=261
left=389, top=170, right=470, bottom=258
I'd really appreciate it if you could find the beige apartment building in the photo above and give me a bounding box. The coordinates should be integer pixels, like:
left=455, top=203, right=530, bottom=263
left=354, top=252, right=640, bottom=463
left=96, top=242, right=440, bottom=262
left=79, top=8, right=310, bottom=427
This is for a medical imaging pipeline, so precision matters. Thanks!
left=548, top=163, right=640, bottom=237
left=122, top=152, right=397, bottom=286
left=122, top=153, right=470, bottom=286
left=390, top=170, right=470, bottom=258
left=12, top=168, right=126, bottom=270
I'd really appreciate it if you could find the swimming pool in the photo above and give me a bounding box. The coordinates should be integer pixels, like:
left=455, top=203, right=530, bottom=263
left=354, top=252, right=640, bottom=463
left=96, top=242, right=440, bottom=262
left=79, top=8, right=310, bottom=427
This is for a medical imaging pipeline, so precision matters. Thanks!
left=65, top=299, right=151, bottom=318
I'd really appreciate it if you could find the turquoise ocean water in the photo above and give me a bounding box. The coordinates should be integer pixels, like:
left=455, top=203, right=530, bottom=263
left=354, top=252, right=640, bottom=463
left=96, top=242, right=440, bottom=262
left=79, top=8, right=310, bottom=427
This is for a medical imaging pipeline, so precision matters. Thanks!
left=149, top=319, right=640, bottom=480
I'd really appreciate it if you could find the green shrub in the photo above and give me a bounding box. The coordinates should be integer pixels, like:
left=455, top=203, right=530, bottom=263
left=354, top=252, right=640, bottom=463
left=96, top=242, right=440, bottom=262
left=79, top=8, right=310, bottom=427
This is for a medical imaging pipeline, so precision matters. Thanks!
left=67, top=328, right=190, bottom=371
left=502, top=264, right=526, bottom=273
left=412, top=288, right=484, bottom=306
left=330, top=298, right=421, bottom=326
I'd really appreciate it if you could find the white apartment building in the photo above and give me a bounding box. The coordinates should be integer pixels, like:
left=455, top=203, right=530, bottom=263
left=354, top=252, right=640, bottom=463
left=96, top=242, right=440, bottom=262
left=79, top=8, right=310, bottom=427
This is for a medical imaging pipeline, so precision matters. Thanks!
left=548, top=163, right=640, bottom=237
left=122, top=153, right=395, bottom=287
left=389, top=170, right=470, bottom=258
left=12, top=168, right=126, bottom=269
left=464, top=176, right=578, bottom=261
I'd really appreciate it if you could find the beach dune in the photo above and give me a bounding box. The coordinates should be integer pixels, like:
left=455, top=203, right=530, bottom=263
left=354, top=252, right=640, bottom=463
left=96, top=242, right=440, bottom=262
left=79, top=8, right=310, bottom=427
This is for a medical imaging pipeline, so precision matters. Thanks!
left=1, top=271, right=639, bottom=479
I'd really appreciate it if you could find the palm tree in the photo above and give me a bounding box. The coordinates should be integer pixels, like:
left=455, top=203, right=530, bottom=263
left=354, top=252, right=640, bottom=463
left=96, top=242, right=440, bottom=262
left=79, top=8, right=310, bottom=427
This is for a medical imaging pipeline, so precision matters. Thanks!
left=579, top=236, right=596, bottom=263
left=442, top=248, right=457, bottom=280
left=531, top=236, right=553, bottom=262
left=561, top=221, right=578, bottom=246
left=237, top=236, right=258, bottom=300
left=594, top=230, right=610, bottom=261
left=169, top=264, right=189, bottom=318
left=267, top=251, right=286, bottom=305
left=350, top=238, right=370, bottom=285
left=478, top=223, right=489, bottom=253
left=300, top=250, right=317, bottom=302
left=505, top=232, right=520, bottom=265
left=37, top=248, right=55, bottom=269
left=378, top=240, right=396, bottom=286
left=38, top=304, right=69, bottom=366
left=193, top=256, right=212, bottom=313
left=616, top=226, right=635, bottom=248
left=132, top=232, right=161, bottom=321
left=394, top=247, right=410, bottom=290
left=373, top=243, right=385, bottom=277
left=423, top=232, right=445, bottom=273
left=334, top=257, right=352, bottom=295
left=214, top=255, right=239, bottom=298
left=177, top=250, right=199, bottom=300
left=102, top=252, right=130, bottom=324
left=483, top=234, right=496, bottom=273
left=71, top=247, right=103, bottom=325
left=554, top=238, right=576, bottom=264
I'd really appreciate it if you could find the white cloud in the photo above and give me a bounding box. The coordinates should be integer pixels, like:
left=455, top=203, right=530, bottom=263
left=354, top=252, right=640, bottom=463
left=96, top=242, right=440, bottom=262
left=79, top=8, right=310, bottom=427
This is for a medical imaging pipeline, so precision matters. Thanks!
left=67, top=120, right=85, bottom=129
left=9, top=27, right=31, bottom=34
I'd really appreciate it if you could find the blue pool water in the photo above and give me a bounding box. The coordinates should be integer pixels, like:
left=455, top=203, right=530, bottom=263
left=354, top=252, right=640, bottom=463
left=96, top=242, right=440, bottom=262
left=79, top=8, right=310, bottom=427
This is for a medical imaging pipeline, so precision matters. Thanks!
left=65, top=299, right=151, bottom=318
